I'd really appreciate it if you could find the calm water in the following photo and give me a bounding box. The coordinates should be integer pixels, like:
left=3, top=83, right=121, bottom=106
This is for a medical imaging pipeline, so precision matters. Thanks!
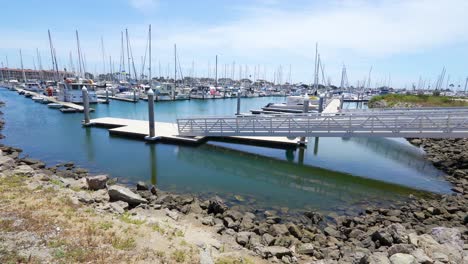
left=0, top=88, right=452, bottom=214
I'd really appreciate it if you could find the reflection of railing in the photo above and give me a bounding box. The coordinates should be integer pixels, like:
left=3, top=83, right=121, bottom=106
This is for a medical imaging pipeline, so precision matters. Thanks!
left=177, top=111, right=468, bottom=138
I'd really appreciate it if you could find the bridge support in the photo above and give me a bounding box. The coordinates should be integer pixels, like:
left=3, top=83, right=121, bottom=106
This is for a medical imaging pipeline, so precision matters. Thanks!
left=82, top=86, right=90, bottom=125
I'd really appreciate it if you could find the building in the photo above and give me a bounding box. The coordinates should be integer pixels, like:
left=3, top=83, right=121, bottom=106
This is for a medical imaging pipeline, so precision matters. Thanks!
left=0, top=68, right=74, bottom=81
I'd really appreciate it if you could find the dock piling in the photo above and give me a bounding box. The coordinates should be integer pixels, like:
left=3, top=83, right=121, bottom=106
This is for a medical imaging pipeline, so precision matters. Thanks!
left=318, top=96, right=324, bottom=113
left=105, top=87, right=109, bottom=103
left=133, top=89, right=137, bottom=103
left=82, top=86, right=90, bottom=125
left=339, top=94, right=344, bottom=110
left=299, top=98, right=309, bottom=146
left=145, top=89, right=157, bottom=141
left=236, top=89, right=241, bottom=115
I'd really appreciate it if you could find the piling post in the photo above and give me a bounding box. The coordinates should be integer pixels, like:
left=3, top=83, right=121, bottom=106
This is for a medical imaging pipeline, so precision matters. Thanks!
left=318, top=96, right=324, bottom=113
left=82, top=86, right=90, bottom=125
left=105, top=87, right=109, bottom=103
left=145, top=89, right=156, bottom=140
left=298, top=97, right=309, bottom=146
left=340, top=94, right=344, bottom=110
left=236, top=89, right=241, bottom=115
left=133, top=88, right=137, bottom=102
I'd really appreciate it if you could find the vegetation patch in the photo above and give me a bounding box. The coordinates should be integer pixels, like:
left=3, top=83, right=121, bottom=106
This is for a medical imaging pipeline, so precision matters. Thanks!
left=369, top=93, right=468, bottom=108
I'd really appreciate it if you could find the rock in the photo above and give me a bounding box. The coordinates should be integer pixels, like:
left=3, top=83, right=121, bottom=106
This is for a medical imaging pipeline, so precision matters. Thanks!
left=107, top=185, right=147, bottom=205
left=269, top=224, right=289, bottom=237
left=387, top=244, right=415, bottom=256
left=304, top=211, right=323, bottom=224
left=150, top=185, right=157, bottom=195
left=297, top=243, right=314, bottom=255
left=207, top=197, right=227, bottom=215
left=136, top=181, right=148, bottom=191
left=372, top=230, right=394, bottom=246
left=86, top=175, right=108, bottom=190
left=109, top=201, right=129, bottom=214
left=0, top=156, right=14, bottom=170
left=389, top=253, right=416, bottom=264
left=451, top=186, right=463, bottom=193
left=199, top=248, right=214, bottom=264
left=410, top=249, right=433, bottom=264
left=407, top=233, right=419, bottom=246
left=165, top=209, right=180, bottom=221
left=236, top=231, right=251, bottom=246
left=324, top=226, right=340, bottom=238
left=432, top=252, right=449, bottom=263
left=73, top=168, right=88, bottom=175
left=240, top=217, right=255, bottom=231
left=224, top=209, right=243, bottom=221
left=287, top=224, right=302, bottom=239
left=387, top=223, right=408, bottom=244
left=201, top=216, right=215, bottom=226
left=13, top=165, right=35, bottom=177
left=366, top=252, right=391, bottom=264
left=262, top=246, right=292, bottom=258
left=249, top=234, right=261, bottom=248
left=75, top=191, right=94, bottom=204
left=273, top=236, right=294, bottom=248
left=414, top=211, right=425, bottom=220
left=262, top=233, right=275, bottom=246
left=430, top=227, right=463, bottom=251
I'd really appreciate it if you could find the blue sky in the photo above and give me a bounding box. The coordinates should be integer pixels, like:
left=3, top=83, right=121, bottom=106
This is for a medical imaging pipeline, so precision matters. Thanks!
left=1, top=0, right=468, bottom=88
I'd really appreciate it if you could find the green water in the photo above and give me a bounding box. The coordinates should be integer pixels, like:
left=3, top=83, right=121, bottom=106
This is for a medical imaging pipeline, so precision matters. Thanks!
left=0, top=88, right=451, bottom=214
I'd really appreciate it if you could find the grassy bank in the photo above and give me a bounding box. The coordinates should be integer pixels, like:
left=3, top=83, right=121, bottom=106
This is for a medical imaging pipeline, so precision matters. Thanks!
left=368, top=94, right=468, bottom=108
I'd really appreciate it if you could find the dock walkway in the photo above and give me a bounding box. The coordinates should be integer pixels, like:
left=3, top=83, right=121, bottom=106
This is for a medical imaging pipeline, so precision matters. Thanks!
left=15, top=88, right=86, bottom=111
left=88, top=117, right=300, bottom=147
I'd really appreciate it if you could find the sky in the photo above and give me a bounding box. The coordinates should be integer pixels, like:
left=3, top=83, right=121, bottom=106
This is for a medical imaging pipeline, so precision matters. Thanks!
left=1, top=0, right=468, bottom=88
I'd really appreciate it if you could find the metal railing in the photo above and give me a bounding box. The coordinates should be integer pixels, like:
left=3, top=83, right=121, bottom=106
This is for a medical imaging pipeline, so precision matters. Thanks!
left=177, top=112, right=468, bottom=138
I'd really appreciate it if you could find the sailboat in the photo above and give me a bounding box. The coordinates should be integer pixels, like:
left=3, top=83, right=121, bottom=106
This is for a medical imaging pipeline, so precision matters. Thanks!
left=57, top=30, right=98, bottom=104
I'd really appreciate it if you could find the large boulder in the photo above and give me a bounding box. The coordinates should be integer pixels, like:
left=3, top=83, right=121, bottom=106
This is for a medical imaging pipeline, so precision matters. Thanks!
left=86, top=175, right=108, bottom=190
left=13, top=165, right=35, bottom=177
left=389, top=253, right=416, bottom=264
left=107, top=185, right=147, bottom=205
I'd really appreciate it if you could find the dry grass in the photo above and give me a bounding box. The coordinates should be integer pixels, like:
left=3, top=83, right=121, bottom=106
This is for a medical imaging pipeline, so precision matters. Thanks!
left=0, top=174, right=206, bottom=263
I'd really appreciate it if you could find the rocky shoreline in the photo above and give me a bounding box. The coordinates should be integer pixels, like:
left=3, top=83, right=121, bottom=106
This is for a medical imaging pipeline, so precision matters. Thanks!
left=0, top=102, right=467, bottom=263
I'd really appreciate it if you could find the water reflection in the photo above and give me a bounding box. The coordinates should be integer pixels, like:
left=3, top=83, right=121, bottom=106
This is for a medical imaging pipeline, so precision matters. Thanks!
left=175, top=144, right=431, bottom=211
left=345, top=137, right=443, bottom=177
left=84, top=127, right=95, bottom=162
left=149, top=144, right=157, bottom=185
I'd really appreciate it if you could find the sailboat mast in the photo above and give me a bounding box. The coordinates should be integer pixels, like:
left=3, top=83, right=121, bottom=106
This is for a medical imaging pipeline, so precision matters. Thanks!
left=126, top=29, right=131, bottom=81
left=148, top=24, right=152, bottom=87
left=215, top=55, right=218, bottom=87
left=76, top=30, right=83, bottom=78
left=313, top=43, right=319, bottom=92
left=174, top=44, right=177, bottom=99
left=101, top=36, right=106, bottom=81
left=48, top=30, right=57, bottom=81
left=19, top=49, right=26, bottom=83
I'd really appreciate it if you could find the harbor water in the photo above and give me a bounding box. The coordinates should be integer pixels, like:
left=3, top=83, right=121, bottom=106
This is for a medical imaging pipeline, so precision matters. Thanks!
left=0, top=89, right=452, bottom=215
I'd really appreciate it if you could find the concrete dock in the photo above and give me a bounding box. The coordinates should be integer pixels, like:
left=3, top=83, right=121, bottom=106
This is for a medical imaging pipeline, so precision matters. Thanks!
left=108, top=96, right=139, bottom=103
left=15, top=88, right=88, bottom=111
left=322, top=98, right=341, bottom=114
left=88, top=117, right=299, bottom=148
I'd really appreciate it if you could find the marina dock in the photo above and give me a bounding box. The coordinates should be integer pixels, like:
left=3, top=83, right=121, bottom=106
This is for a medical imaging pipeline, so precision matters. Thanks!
left=88, top=117, right=300, bottom=148
left=322, top=98, right=341, bottom=114
left=108, top=96, right=139, bottom=103
left=14, top=88, right=89, bottom=112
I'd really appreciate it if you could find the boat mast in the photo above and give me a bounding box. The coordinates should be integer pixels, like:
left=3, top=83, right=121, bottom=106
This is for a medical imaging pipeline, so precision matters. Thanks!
left=76, top=30, right=83, bottom=79
left=101, top=36, right=106, bottom=81
left=174, top=44, right=177, bottom=99
left=215, top=55, right=218, bottom=87
left=313, top=42, right=318, bottom=93
left=19, top=49, right=26, bottom=83
left=126, top=29, right=131, bottom=82
left=48, top=30, right=57, bottom=81
left=148, top=24, right=151, bottom=88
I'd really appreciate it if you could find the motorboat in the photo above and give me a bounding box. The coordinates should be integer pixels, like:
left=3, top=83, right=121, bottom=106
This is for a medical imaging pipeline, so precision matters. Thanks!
left=262, top=95, right=319, bottom=113
left=58, top=78, right=98, bottom=104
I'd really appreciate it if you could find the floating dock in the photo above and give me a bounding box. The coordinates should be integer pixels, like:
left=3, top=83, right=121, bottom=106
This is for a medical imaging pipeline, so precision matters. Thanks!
left=108, top=96, right=139, bottom=103
left=322, top=98, right=341, bottom=114
left=14, top=88, right=91, bottom=112
left=88, top=117, right=299, bottom=148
